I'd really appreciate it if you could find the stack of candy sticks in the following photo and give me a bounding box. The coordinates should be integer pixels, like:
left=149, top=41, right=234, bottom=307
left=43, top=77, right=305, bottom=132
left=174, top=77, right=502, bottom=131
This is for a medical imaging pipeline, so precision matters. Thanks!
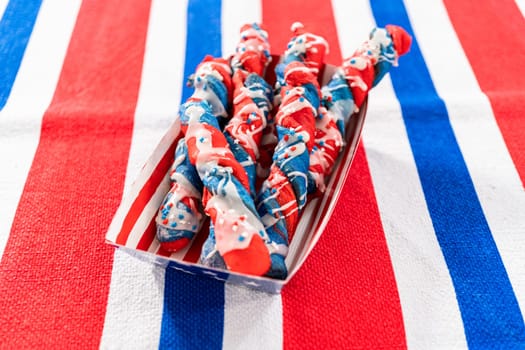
left=156, top=22, right=411, bottom=279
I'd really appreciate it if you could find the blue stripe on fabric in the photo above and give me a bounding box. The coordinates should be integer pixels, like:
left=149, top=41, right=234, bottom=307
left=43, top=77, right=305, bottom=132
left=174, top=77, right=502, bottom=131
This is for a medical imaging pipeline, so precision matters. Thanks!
left=180, top=0, right=222, bottom=102
left=0, top=0, right=42, bottom=110
left=369, top=1, right=525, bottom=348
left=160, top=1, right=225, bottom=349
left=160, top=263, right=228, bottom=350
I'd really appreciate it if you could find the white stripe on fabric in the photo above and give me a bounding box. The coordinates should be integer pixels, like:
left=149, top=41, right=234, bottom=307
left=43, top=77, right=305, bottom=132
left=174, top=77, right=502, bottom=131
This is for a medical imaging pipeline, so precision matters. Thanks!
left=100, top=0, right=188, bottom=348
left=221, top=0, right=262, bottom=59
left=332, top=0, right=469, bottom=348
left=515, top=0, right=525, bottom=18
left=123, top=0, right=186, bottom=192
left=100, top=251, right=167, bottom=350
left=0, top=0, right=81, bottom=259
left=220, top=3, right=284, bottom=349
left=0, top=0, right=8, bottom=18
left=405, top=0, right=525, bottom=319
left=223, top=284, right=283, bottom=350
left=365, top=78, right=468, bottom=350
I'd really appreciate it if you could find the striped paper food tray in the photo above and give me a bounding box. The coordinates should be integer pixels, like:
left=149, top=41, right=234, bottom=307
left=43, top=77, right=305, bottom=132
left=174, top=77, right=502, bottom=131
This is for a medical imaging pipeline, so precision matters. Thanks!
left=105, top=63, right=368, bottom=294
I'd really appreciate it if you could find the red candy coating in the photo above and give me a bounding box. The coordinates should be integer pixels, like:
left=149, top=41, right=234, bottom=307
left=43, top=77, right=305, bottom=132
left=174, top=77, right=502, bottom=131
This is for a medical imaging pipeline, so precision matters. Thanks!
left=160, top=238, right=191, bottom=252
left=386, top=25, right=412, bottom=57
left=222, top=233, right=271, bottom=276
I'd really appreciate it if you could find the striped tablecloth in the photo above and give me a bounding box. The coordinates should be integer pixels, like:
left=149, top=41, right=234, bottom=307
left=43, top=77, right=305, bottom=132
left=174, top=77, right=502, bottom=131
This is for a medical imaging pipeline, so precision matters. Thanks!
left=1, top=0, right=524, bottom=349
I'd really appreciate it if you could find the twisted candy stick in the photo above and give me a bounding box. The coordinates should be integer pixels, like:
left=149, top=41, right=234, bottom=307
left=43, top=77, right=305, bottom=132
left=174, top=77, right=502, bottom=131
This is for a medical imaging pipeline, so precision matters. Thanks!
left=183, top=99, right=272, bottom=275
left=222, top=73, right=274, bottom=193
left=155, top=57, right=233, bottom=251
left=229, top=23, right=276, bottom=193
left=156, top=139, right=204, bottom=251
left=309, top=25, right=412, bottom=193
left=255, top=21, right=329, bottom=191
left=199, top=24, right=274, bottom=270
left=225, top=23, right=273, bottom=194
left=255, top=63, right=323, bottom=279
left=346, top=25, right=411, bottom=110
left=256, top=116, right=278, bottom=190
left=230, top=23, right=271, bottom=76
left=253, top=25, right=328, bottom=279
left=274, top=22, right=328, bottom=103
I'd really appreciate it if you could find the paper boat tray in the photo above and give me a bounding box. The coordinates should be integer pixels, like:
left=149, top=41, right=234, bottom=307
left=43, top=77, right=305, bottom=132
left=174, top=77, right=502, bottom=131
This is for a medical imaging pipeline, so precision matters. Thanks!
left=106, top=64, right=368, bottom=294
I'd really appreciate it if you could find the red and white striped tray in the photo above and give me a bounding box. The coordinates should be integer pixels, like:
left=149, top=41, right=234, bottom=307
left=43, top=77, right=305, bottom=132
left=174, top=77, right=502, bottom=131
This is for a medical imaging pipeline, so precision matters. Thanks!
left=106, top=65, right=368, bottom=294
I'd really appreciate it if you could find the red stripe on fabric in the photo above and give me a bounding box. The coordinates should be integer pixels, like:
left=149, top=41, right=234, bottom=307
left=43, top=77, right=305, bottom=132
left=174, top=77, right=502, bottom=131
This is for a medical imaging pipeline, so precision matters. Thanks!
left=0, top=1, right=151, bottom=348
left=262, top=1, right=407, bottom=349
left=116, top=137, right=178, bottom=245
left=443, top=0, right=525, bottom=186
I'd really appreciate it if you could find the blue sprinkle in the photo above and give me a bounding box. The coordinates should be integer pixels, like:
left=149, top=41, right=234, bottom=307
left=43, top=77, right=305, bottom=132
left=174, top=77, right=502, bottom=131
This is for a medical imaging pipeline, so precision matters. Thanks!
left=299, top=97, right=305, bottom=102
left=287, top=43, right=292, bottom=49
left=319, top=140, right=325, bottom=146
left=246, top=119, right=251, bottom=125
left=298, top=135, right=304, bottom=141
left=199, top=137, right=206, bottom=143
left=238, top=236, right=245, bottom=242
left=171, top=222, right=178, bottom=228
left=350, top=59, right=356, bottom=64
left=178, top=214, right=184, bottom=220
left=367, top=50, right=372, bottom=55
left=196, top=76, right=202, bottom=82
left=319, top=114, right=324, bottom=119
left=192, top=225, right=197, bottom=231
left=313, top=145, right=318, bottom=151
left=298, top=38, right=303, bottom=44
left=259, top=230, right=265, bottom=236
